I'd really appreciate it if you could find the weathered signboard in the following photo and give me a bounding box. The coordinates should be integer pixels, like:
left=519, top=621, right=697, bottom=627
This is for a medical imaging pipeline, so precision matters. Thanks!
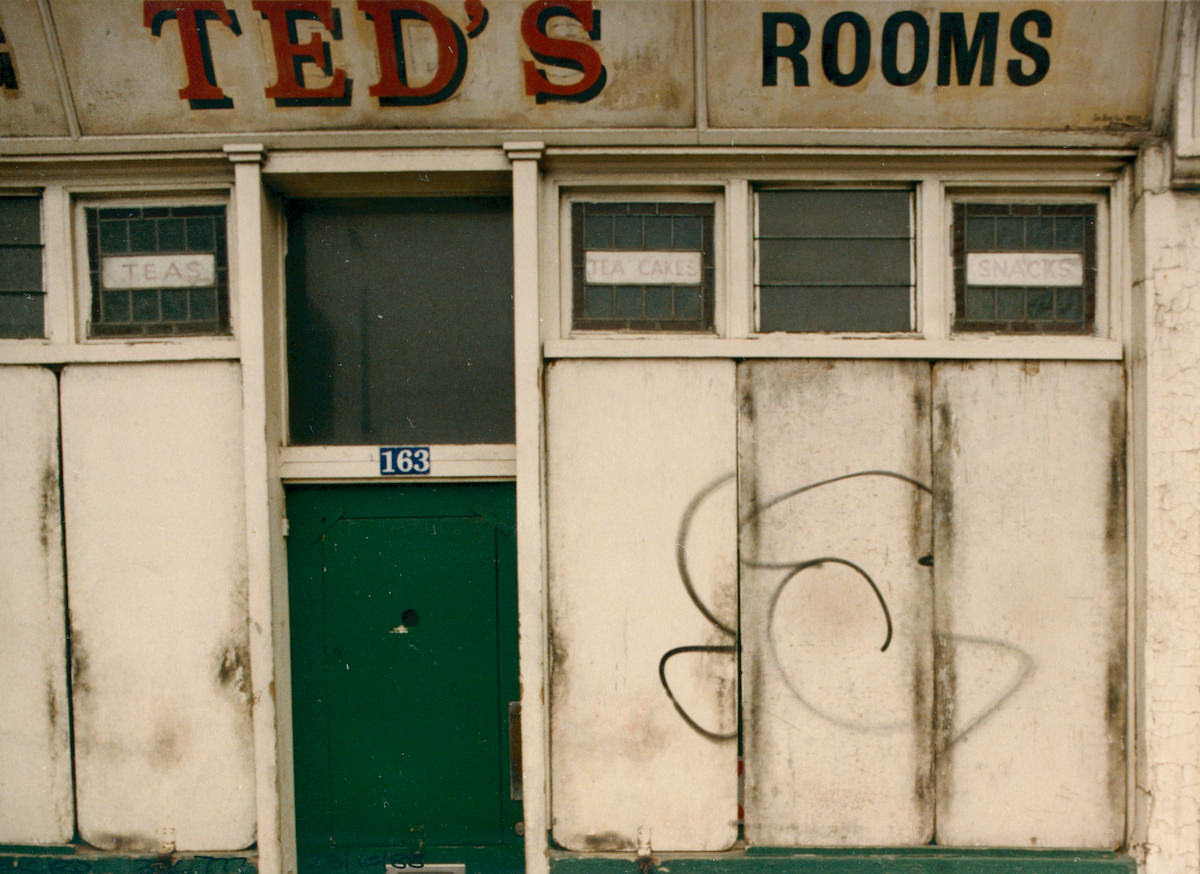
left=707, top=1, right=1166, bottom=131
left=0, top=1, right=1169, bottom=137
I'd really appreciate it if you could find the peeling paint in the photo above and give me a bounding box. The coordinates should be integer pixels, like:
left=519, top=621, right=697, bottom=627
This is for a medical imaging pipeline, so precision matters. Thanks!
left=216, top=642, right=251, bottom=703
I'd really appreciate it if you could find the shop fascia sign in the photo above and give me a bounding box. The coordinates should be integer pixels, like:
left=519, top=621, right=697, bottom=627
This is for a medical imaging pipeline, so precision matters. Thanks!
left=64, top=1, right=1054, bottom=111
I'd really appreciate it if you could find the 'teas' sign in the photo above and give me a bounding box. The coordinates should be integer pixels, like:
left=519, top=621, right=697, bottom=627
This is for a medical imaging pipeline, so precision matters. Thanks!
left=102, top=254, right=216, bottom=289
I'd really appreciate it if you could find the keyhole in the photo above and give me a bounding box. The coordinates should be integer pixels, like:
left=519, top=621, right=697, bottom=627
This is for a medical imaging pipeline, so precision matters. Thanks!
left=401, top=609, right=420, bottom=628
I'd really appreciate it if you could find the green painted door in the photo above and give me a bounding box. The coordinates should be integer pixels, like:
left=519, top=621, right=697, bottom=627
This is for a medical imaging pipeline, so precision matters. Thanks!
left=288, top=484, right=523, bottom=874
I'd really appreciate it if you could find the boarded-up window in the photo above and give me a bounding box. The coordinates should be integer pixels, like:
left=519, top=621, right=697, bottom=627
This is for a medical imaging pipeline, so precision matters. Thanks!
left=0, top=197, right=44, bottom=339
left=285, top=197, right=514, bottom=446
left=546, top=358, right=1126, bottom=851
left=756, top=189, right=913, bottom=333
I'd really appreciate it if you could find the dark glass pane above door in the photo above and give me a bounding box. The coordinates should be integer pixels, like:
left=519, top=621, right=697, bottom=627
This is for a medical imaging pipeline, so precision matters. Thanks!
left=286, top=197, right=514, bottom=445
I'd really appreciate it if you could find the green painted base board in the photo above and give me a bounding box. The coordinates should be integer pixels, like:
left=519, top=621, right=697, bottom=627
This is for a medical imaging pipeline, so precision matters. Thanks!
left=552, top=850, right=1135, bottom=874
left=0, top=854, right=254, bottom=874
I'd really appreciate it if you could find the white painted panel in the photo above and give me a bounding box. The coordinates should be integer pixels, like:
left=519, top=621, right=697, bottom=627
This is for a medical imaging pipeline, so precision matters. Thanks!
left=933, top=361, right=1125, bottom=847
left=740, top=360, right=933, bottom=846
left=546, top=359, right=738, bottom=852
left=0, top=366, right=73, bottom=843
left=61, top=362, right=254, bottom=852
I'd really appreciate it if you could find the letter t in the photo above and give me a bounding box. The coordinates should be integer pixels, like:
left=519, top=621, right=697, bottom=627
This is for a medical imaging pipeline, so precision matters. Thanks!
left=144, top=1, right=241, bottom=108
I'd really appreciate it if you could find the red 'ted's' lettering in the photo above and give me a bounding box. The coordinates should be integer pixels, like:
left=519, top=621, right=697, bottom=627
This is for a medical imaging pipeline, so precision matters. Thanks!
left=144, top=1, right=241, bottom=108
left=253, top=0, right=350, bottom=105
left=359, top=0, right=468, bottom=106
left=521, top=1, right=606, bottom=104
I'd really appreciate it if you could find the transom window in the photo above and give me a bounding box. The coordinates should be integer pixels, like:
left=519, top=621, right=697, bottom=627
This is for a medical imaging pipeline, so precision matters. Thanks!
left=952, top=202, right=1097, bottom=333
left=84, top=203, right=230, bottom=338
left=755, top=188, right=914, bottom=333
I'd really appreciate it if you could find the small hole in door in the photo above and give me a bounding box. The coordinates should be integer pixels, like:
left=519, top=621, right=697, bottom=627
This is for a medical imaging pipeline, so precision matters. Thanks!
left=401, top=609, right=420, bottom=628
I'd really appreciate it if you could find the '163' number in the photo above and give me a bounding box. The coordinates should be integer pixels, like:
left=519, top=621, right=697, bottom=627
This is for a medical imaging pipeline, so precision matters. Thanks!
left=379, top=446, right=431, bottom=476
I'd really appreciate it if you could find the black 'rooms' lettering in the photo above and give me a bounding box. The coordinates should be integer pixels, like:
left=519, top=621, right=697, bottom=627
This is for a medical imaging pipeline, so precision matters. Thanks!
left=762, top=9, right=1052, bottom=88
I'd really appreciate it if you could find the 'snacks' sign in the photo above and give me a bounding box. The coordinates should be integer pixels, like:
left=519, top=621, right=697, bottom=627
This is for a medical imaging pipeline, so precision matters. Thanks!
left=0, top=1, right=1168, bottom=137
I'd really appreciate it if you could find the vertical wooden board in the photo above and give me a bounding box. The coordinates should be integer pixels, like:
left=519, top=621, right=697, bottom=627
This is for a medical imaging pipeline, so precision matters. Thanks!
left=546, top=359, right=738, bottom=852
left=740, top=360, right=934, bottom=846
left=933, top=361, right=1125, bottom=848
left=61, top=363, right=255, bottom=852
left=0, top=366, right=73, bottom=843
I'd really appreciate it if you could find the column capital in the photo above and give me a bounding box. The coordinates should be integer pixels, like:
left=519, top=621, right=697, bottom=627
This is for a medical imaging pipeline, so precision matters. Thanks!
left=504, top=141, right=545, bottom=162
left=224, top=143, right=266, bottom=164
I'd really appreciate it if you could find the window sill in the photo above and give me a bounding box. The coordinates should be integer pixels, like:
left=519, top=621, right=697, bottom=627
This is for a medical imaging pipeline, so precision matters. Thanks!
left=543, top=335, right=1123, bottom=361
left=0, top=338, right=240, bottom=364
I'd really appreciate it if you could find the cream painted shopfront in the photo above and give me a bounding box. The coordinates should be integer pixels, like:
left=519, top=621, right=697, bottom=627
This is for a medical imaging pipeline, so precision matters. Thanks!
left=3, top=3, right=1200, bottom=874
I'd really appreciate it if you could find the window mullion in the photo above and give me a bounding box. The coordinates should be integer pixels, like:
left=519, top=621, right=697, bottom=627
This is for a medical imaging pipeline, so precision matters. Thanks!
left=725, top=178, right=753, bottom=338
left=917, top=176, right=949, bottom=340
left=43, top=186, right=72, bottom=345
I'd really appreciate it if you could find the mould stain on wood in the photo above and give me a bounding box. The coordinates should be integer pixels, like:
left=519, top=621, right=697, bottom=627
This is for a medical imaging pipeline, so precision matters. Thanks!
left=45, top=675, right=59, bottom=736
left=932, top=631, right=957, bottom=824
left=582, top=831, right=635, bottom=852
left=1105, top=645, right=1127, bottom=830
left=744, top=654, right=765, bottom=815
left=909, top=376, right=932, bottom=562
left=736, top=369, right=759, bottom=563
left=931, top=395, right=956, bottom=825
left=70, top=626, right=90, bottom=697
left=39, top=462, right=58, bottom=554
left=912, top=581, right=931, bottom=825
left=1104, top=392, right=1128, bottom=833
left=149, top=722, right=185, bottom=770
left=91, top=833, right=159, bottom=853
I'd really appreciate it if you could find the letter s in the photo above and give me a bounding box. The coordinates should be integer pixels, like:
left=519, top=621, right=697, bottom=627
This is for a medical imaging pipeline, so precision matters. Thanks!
left=1007, top=9, right=1051, bottom=86
left=522, top=1, right=607, bottom=103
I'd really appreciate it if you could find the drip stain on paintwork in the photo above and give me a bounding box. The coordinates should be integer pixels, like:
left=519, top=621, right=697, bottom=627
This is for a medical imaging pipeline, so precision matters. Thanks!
left=39, top=464, right=57, bottom=553
left=582, top=831, right=635, bottom=852
left=743, top=656, right=765, bottom=815
left=1105, top=398, right=1127, bottom=556
left=70, top=628, right=90, bottom=697
left=45, top=677, right=58, bottom=735
left=911, top=614, right=934, bottom=820
left=932, top=632, right=957, bottom=824
left=91, top=833, right=160, bottom=853
left=931, top=398, right=956, bottom=829
left=1103, top=393, right=1129, bottom=823
left=149, top=723, right=184, bottom=770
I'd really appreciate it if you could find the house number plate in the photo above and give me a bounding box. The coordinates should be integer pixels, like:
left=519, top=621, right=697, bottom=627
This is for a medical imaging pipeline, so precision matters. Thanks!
left=379, top=446, right=432, bottom=476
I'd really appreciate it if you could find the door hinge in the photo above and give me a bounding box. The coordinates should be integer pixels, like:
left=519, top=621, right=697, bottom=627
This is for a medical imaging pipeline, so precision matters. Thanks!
left=281, top=517, right=290, bottom=537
